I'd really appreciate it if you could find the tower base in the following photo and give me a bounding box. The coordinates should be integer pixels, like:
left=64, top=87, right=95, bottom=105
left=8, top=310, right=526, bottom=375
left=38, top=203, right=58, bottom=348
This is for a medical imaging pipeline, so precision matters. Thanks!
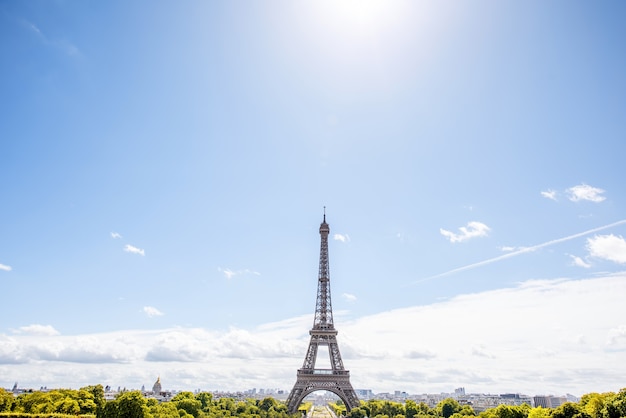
left=285, top=369, right=360, bottom=413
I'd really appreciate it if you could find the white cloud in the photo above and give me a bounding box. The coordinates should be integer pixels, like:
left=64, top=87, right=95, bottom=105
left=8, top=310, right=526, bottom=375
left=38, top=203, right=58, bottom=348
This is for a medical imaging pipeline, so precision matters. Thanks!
left=1, top=274, right=624, bottom=395
left=440, top=221, right=490, bottom=243
left=541, top=189, right=558, bottom=201
left=145, top=330, right=211, bottom=362
left=111, top=232, right=122, bottom=239
left=344, top=274, right=626, bottom=394
left=219, top=267, right=236, bottom=279
left=143, top=306, right=164, bottom=318
left=124, top=244, right=145, bottom=256
left=218, top=267, right=261, bottom=280
left=586, top=234, right=626, bottom=264
left=342, top=293, right=357, bottom=302
left=500, top=246, right=516, bottom=252
left=422, top=219, right=626, bottom=282
left=606, top=325, right=626, bottom=349
left=405, top=349, right=435, bottom=360
left=0, top=263, right=12, bottom=272
left=471, top=344, right=496, bottom=359
left=567, top=184, right=606, bottom=202
left=12, top=324, right=60, bottom=336
left=333, top=233, right=350, bottom=243
left=569, top=255, right=591, bottom=268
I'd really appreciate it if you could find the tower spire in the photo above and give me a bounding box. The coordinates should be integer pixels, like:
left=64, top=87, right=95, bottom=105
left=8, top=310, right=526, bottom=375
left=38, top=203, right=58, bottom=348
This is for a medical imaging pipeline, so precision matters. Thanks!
left=315, top=211, right=333, bottom=329
left=285, top=213, right=359, bottom=413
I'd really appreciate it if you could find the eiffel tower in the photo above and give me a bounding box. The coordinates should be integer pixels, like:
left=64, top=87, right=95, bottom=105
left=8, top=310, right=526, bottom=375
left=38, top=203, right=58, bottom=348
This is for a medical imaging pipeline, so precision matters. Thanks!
left=285, top=212, right=360, bottom=413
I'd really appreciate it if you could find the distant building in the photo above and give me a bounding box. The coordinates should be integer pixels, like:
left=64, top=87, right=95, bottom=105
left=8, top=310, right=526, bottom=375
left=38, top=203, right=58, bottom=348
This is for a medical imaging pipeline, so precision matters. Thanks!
left=395, top=391, right=408, bottom=400
left=456, top=393, right=532, bottom=413
left=152, top=377, right=162, bottom=395
left=356, top=389, right=373, bottom=400
left=566, top=394, right=580, bottom=403
left=533, top=395, right=567, bottom=408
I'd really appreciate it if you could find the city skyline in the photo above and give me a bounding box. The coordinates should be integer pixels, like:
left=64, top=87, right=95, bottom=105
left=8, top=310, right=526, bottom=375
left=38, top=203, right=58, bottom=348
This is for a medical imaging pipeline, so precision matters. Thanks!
left=1, top=382, right=583, bottom=401
left=1, top=1, right=626, bottom=397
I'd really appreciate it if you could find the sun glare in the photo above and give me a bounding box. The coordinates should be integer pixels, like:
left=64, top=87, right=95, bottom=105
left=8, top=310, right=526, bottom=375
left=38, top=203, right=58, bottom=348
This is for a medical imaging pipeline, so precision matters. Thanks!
left=312, top=0, right=411, bottom=37
left=282, top=0, right=442, bottom=97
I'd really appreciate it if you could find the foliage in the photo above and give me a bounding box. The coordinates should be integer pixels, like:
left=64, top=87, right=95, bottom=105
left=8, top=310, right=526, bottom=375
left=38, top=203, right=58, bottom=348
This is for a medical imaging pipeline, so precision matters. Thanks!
left=404, top=400, right=431, bottom=418
left=600, top=389, right=626, bottom=418
left=437, top=399, right=462, bottom=418
left=9, top=386, right=104, bottom=416
left=115, top=391, right=152, bottom=418
left=551, top=402, right=589, bottom=418
left=348, top=407, right=367, bottom=418
left=171, top=393, right=202, bottom=418
left=478, top=404, right=529, bottom=418
left=195, top=393, right=213, bottom=412
left=0, top=390, right=14, bottom=413
left=527, top=407, right=550, bottom=418
left=329, top=402, right=347, bottom=416
left=579, top=394, right=605, bottom=418
left=6, top=387, right=626, bottom=418
left=0, top=414, right=94, bottom=418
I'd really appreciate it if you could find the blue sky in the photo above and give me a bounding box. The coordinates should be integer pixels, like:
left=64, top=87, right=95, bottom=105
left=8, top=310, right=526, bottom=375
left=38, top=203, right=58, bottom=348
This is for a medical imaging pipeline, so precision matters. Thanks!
left=1, top=0, right=625, bottom=396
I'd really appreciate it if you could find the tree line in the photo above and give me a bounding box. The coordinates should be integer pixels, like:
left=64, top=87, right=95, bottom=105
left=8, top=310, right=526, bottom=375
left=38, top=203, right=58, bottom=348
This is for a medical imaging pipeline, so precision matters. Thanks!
left=1, top=386, right=625, bottom=418
left=333, top=389, right=626, bottom=418
left=0, top=386, right=299, bottom=418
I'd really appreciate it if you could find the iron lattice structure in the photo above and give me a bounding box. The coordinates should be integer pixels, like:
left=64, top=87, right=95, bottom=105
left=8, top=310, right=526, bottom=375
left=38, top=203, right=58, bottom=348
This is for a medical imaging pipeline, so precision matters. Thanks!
left=285, top=214, right=359, bottom=413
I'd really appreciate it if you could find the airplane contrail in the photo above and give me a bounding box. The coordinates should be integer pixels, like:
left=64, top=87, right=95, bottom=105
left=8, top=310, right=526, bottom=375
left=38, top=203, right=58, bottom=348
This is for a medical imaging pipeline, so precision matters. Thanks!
left=414, top=218, right=626, bottom=284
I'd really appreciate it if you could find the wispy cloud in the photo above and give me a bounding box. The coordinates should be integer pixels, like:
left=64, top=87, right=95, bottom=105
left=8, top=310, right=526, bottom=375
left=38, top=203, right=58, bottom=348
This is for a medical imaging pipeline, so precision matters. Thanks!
left=218, top=267, right=261, bottom=280
left=567, top=184, right=606, bottom=203
left=440, top=221, right=490, bottom=243
left=111, top=232, right=122, bottom=239
left=586, top=234, right=626, bottom=264
left=143, top=306, right=164, bottom=318
left=0, top=263, right=12, bottom=272
left=406, top=350, right=435, bottom=360
left=219, top=268, right=236, bottom=280
left=333, top=233, right=350, bottom=243
left=471, top=344, right=496, bottom=359
left=124, top=244, right=145, bottom=256
left=21, top=19, right=79, bottom=56
left=420, top=219, right=626, bottom=282
left=541, top=189, right=558, bottom=201
left=569, top=255, right=591, bottom=268
left=342, top=293, right=357, bottom=302
left=12, top=324, right=60, bottom=336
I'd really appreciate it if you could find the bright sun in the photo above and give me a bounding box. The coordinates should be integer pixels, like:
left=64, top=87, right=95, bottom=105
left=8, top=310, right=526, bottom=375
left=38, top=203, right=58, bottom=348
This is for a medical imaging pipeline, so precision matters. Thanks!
left=313, top=0, right=411, bottom=35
